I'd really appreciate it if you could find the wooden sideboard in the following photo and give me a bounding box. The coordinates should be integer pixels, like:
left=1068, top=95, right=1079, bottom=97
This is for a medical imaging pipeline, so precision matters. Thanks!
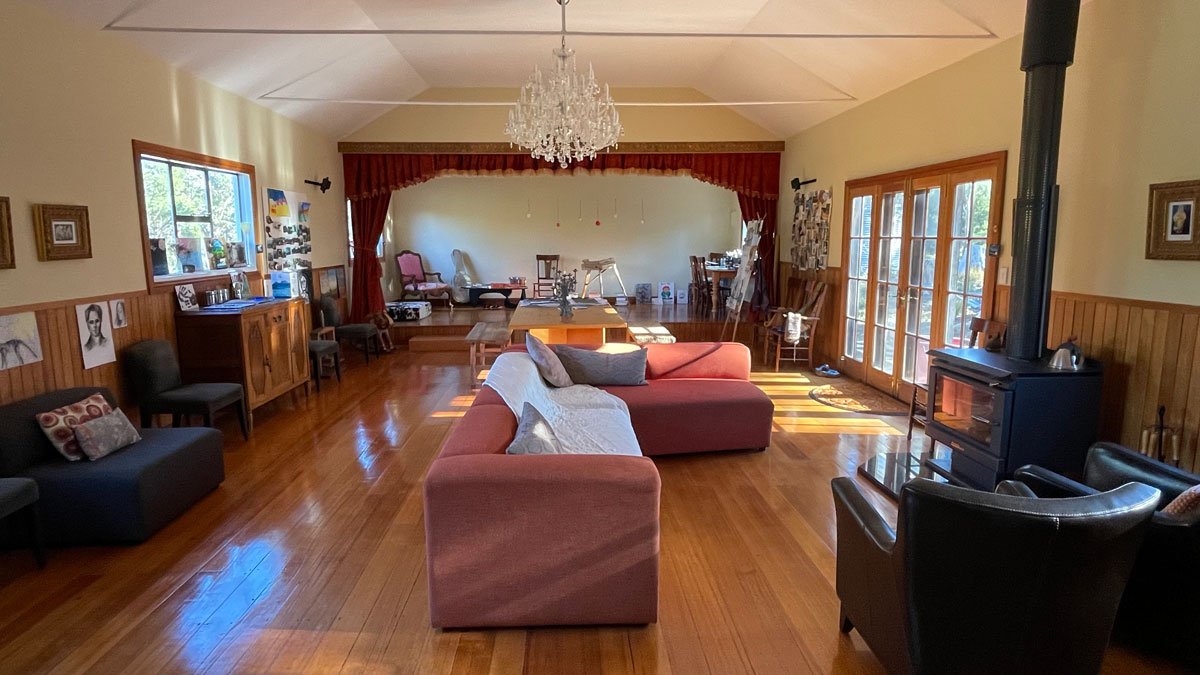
left=175, top=298, right=311, bottom=420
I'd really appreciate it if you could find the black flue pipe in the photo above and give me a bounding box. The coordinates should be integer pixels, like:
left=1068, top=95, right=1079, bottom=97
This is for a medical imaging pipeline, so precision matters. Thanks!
left=1006, top=0, right=1081, bottom=361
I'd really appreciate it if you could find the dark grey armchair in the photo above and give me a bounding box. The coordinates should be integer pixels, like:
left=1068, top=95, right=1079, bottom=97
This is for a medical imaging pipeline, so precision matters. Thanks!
left=1015, top=442, right=1200, bottom=669
left=832, top=476, right=1160, bottom=675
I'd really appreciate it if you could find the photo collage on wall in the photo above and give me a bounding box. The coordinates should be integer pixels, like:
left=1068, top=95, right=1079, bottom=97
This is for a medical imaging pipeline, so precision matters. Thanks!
left=265, top=188, right=313, bottom=273
left=265, top=188, right=314, bottom=299
left=791, top=187, right=832, bottom=272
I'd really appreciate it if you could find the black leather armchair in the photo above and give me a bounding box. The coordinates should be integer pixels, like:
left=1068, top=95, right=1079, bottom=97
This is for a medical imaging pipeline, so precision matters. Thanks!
left=832, top=476, right=1160, bottom=675
left=1014, top=442, right=1200, bottom=669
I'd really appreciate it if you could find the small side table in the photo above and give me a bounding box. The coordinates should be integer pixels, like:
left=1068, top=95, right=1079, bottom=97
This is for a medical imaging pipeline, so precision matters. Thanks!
left=465, top=322, right=512, bottom=387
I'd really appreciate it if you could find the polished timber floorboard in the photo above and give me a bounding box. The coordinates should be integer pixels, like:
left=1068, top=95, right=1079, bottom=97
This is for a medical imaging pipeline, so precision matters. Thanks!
left=0, top=351, right=1182, bottom=674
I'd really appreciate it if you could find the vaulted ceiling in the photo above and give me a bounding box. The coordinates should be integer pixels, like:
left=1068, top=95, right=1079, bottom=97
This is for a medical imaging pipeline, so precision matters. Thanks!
left=37, top=0, right=1038, bottom=139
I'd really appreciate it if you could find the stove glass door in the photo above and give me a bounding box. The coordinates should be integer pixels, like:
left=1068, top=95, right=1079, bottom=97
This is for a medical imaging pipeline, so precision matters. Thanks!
left=932, top=371, right=1000, bottom=448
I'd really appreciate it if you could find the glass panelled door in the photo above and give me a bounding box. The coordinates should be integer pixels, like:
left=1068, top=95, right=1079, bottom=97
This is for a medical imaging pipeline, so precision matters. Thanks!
left=842, top=189, right=874, bottom=379
left=840, top=153, right=1005, bottom=402
left=944, top=175, right=994, bottom=347
left=866, top=187, right=905, bottom=392
left=901, top=181, right=942, bottom=390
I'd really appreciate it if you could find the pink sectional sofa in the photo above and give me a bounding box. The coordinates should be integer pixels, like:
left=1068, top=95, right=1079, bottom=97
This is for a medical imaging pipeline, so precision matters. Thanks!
left=424, top=342, right=773, bottom=628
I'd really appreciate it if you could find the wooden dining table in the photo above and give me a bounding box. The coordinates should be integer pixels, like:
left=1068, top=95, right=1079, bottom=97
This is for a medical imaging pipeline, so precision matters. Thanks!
left=705, top=264, right=738, bottom=309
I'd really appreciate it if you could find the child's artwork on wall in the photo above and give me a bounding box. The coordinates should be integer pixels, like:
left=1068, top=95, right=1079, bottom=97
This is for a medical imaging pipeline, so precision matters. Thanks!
left=0, top=312, right=43, bottom=371
left=658, top=282, right=675, bottom=305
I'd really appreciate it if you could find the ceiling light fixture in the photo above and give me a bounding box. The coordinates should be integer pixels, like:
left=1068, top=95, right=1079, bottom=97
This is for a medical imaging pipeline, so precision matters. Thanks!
left=505, top=0, right=623, bottom=167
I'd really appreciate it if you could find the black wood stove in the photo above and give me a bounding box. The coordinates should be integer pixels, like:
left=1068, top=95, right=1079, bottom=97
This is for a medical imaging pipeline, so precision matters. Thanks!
left=860, top=0, right=1097, bottom=496
left=922, top=347, right=1101, bottom=489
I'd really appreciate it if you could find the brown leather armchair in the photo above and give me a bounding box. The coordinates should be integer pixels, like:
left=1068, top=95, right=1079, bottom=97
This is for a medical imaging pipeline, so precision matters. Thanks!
left=832, top=476, right=1160, bottom=675
left=1014, top=442, right=1200, bottom=669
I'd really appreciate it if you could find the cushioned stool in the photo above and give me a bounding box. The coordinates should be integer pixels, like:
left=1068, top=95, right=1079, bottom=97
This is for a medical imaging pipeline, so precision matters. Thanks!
left=308, top=339, right=342, bottom=392
left=0, top=477, right=44, bottom=567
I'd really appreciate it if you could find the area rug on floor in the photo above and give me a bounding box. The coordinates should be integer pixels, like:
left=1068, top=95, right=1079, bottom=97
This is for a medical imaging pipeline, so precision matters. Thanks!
left=809, top=382, right=909, bottom=416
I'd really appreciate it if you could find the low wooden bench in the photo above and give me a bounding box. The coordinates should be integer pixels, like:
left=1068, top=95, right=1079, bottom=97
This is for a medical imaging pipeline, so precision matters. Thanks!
left=465, top=322, right=512, bottom=387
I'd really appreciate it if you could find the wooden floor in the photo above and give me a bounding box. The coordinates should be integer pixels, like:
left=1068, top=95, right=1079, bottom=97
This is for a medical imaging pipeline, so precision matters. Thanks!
left=0, top=349, right=1182, bottom=674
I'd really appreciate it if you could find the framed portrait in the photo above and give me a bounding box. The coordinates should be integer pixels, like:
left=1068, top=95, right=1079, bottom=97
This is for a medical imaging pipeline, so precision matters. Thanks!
left=0, top=196, right=12, bottom=269
left=33, top=203, right=91, bottom=261
left=1147, top=180, right=1200, bottom=260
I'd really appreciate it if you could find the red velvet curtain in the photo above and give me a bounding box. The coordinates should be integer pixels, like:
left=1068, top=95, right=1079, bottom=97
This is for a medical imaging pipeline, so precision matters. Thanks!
left=348, top=192, right=390, bottom=321
left=343, top=151, right=781, bottom=311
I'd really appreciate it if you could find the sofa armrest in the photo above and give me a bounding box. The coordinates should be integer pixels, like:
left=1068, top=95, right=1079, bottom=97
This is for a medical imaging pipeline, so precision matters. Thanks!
left=423, top=454, right=661, bottom=628
left=1012, top=464, right=1099, bottom=498
left=1085, top=442, right=1200, bottom=504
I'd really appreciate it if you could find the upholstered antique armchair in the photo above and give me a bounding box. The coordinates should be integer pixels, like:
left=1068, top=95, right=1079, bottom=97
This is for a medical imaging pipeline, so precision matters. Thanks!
left=1014, top=442, right=1200, bottom=669
left=832, top=476, right=1159, bottom=675
left=396, top=250, right=452, bottom=306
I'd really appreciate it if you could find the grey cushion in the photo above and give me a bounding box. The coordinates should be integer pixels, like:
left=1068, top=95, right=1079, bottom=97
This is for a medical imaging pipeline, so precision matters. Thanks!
left=0, top=477, right=38, bottom=518
left=21, top=427, right=224, bottom=544
left=335, top=324, right=378, bottom=341
left=526, top=334, right=572, bottom=387
left=505, top=403, right=563, bottom=455
left=74, top=409, right=142, bottom=461
left=153, top=382, right=243, bottom=412
left=0, top=387, right=115, bottom=476
left=309, top=339, right=340, bottom=356
left=554, top=345, right=648, bottom=386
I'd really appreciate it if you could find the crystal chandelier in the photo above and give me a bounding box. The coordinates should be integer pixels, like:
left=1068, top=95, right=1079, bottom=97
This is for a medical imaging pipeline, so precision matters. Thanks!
left=505, top=0, right=623, bottom=167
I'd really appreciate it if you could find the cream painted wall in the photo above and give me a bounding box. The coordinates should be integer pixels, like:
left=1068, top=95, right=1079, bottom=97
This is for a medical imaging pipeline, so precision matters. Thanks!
left=345, top=88, right=780, bottom=143
left=383, top=174, right=740, bottom=300
left=0, top=2, right=346, bottom=309
left=779, top=0, right=1200, bottom=306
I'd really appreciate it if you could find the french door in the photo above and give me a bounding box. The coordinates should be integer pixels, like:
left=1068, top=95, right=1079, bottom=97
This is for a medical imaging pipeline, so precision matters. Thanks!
left=839, top=153, right=1005, bottom=400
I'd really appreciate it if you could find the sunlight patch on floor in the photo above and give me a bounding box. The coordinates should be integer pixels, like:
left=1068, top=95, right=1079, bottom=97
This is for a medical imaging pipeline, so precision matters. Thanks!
left=430, top=411, right=466, bottom=419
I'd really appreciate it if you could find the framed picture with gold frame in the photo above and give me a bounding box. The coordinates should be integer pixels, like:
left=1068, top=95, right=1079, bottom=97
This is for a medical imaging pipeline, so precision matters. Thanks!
left=1147, top=180, right=1200, bottom=260
left=32, top=203, right=91, bottom=261
left=0, top=197, right=13, bottom=269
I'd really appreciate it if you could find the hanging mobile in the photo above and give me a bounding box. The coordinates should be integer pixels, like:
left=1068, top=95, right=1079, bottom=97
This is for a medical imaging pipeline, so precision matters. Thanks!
left=526, top=197, right=532, bottom=219
left=640, top=199, right=646, bottom=225
left=613, top=197, right=619, bottom=220
left=556, top=200, right=561, bottom=227
left=595, top=200, right=601, bottom=226
left=578, top=200, right=583, bottom=222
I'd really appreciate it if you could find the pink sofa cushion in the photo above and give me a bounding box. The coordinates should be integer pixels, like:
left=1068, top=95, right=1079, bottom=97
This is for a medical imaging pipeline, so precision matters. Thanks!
left=604, top=379, right=773, bottom=456
left=644, top=342, right=751, bottom=381
left=440, top=405, right=517, bottom=458
left=474, top=387, right=506, bottom=407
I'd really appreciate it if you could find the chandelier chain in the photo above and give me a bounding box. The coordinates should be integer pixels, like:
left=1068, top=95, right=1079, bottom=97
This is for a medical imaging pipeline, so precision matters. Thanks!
left=505, top=0, right=623, bottom=167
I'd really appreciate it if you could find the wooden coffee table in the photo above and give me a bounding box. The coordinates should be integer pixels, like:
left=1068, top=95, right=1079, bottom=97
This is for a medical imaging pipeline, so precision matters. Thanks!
left=509, top=303, right=628, bottom=345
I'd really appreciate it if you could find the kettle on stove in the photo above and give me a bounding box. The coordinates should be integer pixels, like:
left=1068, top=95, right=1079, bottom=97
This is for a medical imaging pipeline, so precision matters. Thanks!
left=1049, top=338, right=1085, bottom=370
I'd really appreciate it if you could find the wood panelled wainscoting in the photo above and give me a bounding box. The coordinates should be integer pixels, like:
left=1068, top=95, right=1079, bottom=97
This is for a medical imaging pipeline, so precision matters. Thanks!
left=0, top=291, right=176, bottom=407
left=0, top=264, right=348, bottom=408
left=777, top=262, right=843, bottom=367
left=993, top=284, right=1200, bottom=473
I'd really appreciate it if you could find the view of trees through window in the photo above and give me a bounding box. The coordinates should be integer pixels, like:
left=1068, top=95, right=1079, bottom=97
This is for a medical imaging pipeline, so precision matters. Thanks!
left=139, top=153, right=255, bottom=279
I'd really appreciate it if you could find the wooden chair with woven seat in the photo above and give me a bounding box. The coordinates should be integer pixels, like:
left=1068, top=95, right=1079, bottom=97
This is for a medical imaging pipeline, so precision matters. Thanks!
left=689, top=256, right=713, bottom=316
left=534, top=254, right=560, bottom=298
left=396, top=250, right=453, bottom=306
left=761, top=280, right=827, bottom=371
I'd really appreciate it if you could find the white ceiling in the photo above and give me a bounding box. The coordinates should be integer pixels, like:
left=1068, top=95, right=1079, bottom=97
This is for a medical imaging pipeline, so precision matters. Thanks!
left=36, top=0, right=1038, bottom=139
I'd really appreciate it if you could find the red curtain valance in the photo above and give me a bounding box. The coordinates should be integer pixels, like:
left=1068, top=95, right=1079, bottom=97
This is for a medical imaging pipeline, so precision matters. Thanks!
left=343, top=152, right=780, bottom=204
left=342, top=151, right=780, bottom=317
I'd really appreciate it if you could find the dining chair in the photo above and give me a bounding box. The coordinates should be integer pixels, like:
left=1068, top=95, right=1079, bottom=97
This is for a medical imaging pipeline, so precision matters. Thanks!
left=124, top=339, right=250, bottom=439
left=534, top=254, right=560, bottom=298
